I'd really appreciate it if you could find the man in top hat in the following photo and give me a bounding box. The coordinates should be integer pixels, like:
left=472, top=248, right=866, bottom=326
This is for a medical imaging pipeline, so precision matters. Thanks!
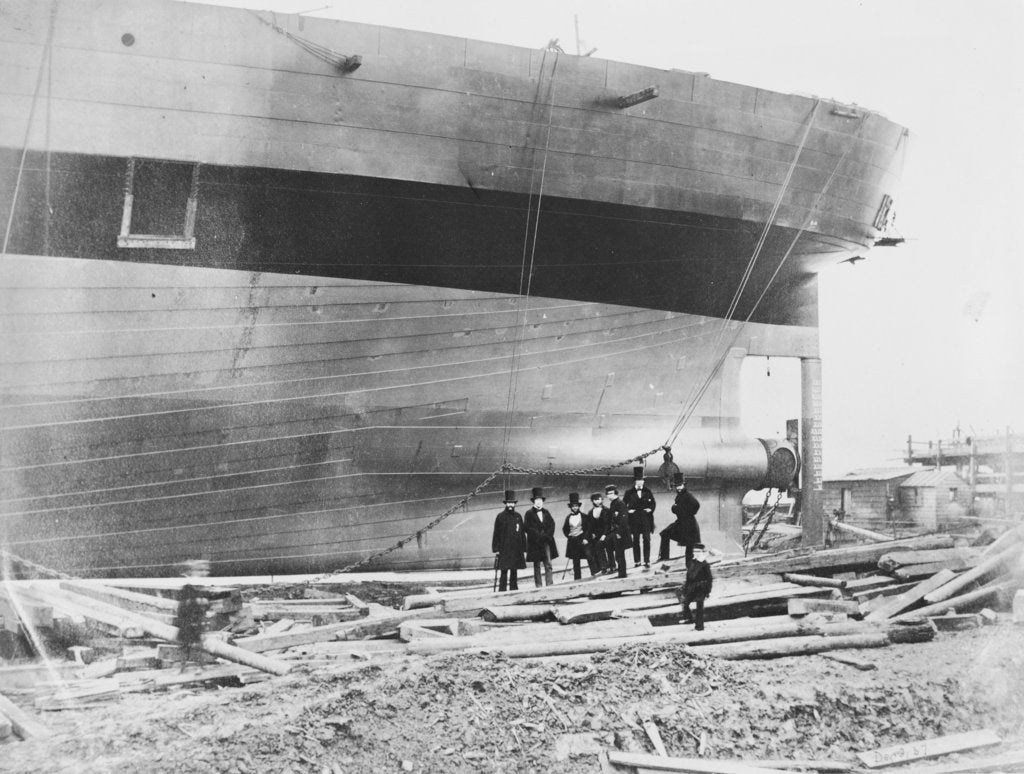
left=562, top=493, right=594, bottom=580
left=492, top=490, right=526, bottom=591
left=678, top=543, right=713, bottom=630
left=658, top=472, right=701, bottom=565
left=586, top=491, right=611, bottom=574
left=604, top=485, right=632, bottom=578
left=524, top=487, right=558, bottom=587
left=623, top=465, right=657, bottom=569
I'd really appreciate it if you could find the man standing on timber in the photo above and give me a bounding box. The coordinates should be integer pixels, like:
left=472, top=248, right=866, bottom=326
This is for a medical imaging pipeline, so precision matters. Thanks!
left=658, top=472, right=701, bottom=565
left=587, top=491, right=611, bottom=573
left=525, top=487, right=558, bottom=587
left=562, top=492, right=594, bottom=579
left=492, top=490, right=526, bottom=591
left=678, top=543, right=713, bottom=630
left=623, top=465, right=657, bottom=569
left=604, top=485, right=632, bottom=578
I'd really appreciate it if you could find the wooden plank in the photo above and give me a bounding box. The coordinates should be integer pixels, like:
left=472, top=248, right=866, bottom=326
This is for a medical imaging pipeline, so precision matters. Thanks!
left=714, top=536, right=957, bottom=580
left=820, top=652, right=877, bottom=671
left=607, top=750, right=793, bottom=773
left=891, top=560, right=974, bottom=581
left=928, top=613, right=981, bottom=631
left=343, top=593, right=370, bottom=616
left=978, top=523, right=1024, bottom=559
left=782, top=573, right=848, bottom=589
left=856, top=728, right=1001, bottom=768
left=830, top=520, right=894, bottom=542
left=408, top=617, right=656, bottom=655
left=895, top=577, right=1018, bottom=621
left=787, top=598, right=860, bottom=617
left=877, top=547, right=980, bottom=572
left=233, top=621, right=369, bottom=653
left=479, top=605, right=555, bottom=622
left=0, top=691, right=51, bottom=740
left=32, top=584, right=292, bottom=675
left=922, top=546, right=1021, bottom=604
left=0, top=590, right=53, bottom=630
left=864, top=569, right=958, bottom=622
left=698, top=632, right=891, bottom=660
left=59, top=580, right=180, bottom=613
left=442, top=573, right=676, bottom=614
left=25, top=584, right=149, bottom=637
left=885, top=749, right=1024, bottom=774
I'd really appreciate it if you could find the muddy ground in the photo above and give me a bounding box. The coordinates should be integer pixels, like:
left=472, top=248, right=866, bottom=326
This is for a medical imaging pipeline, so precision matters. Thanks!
left=3, top=583, right=1024, bottom=773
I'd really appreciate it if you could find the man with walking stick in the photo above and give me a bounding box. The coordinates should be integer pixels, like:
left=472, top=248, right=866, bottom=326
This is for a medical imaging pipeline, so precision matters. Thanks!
left=492, top=490, right=526, bottom=591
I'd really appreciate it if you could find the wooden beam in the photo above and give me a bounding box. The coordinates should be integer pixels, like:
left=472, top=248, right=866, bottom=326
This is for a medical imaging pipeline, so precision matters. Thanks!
left=59, top=580, right=180, bottom=613
left=877, top=547, right=980, bottom=572
left=32, top=584, right=292, bottom=675
left=856, top=728, right=1000, bottom=768
left=713, top=535, right=956, bottom=579
left=820, top=652, right=877, bottom=671
left=922, top=545, right=1021, bottom=604
left=829, top=520, right=894, bottom=542
left=606, top=750, right=794, bottom=773
left=479, top=604, right=555, bottom=622
left=782, top=573, right=847, bottom=589
left=882, top=749, right=1024, bottom=774
left=894, top=576, right=1018, bottom=621
left=787, top=598, right=860, bottom=617
left=0, top=691, right=51, bottom=740
left=864, top=569, right=958, bottom=622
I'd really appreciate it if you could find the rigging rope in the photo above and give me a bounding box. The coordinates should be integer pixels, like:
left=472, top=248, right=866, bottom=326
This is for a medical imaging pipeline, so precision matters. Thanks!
left=662, top=102, right=872, bottom=451
left=2, top=2, right=56, bottom=257
left=500, top=49, right=560, bottom=474
left=248, top=10, right=361, bottom=72
left=665, top=101, right=820, bottom=448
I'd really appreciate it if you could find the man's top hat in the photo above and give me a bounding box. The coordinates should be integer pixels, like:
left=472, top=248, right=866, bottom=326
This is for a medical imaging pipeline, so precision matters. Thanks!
left=604, top=484, right=618, bottom=494
left=568, top=492, right=581, bottom=506
left=672, top=472, right=685, bottom=487
left=633, top=466, right=644, bottom=480
left=503, top=490, right=517, bottom=503
left=530, top=487, right=545, bottom=501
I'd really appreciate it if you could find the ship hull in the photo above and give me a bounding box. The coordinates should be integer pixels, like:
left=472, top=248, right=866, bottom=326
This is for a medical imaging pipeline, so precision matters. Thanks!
left=0, top=0, right=906, bottom=576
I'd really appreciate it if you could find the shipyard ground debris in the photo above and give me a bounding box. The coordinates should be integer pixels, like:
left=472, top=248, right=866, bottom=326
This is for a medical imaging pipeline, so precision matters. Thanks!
left=2, top=526, right=1024, bottom=772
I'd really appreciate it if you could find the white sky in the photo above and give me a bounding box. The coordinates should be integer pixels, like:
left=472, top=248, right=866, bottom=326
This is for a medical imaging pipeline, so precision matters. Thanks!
left=193, top=0, right=1024, bottom=476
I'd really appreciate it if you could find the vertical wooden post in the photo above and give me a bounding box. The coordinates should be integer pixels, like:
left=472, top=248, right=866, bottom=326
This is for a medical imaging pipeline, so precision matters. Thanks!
left=801, top=357, right=823, bottom=547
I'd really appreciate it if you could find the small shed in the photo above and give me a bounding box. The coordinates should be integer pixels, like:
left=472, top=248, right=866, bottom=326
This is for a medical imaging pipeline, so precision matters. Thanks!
left=823, top=468, right=915, bottom=533
left=896, top=469, right=971, bottom=531
left=824, top=467, right=971, bottom=533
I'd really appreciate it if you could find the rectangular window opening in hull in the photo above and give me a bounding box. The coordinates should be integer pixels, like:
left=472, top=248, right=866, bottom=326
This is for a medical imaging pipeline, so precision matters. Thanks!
left=117, top=158, right=199, bottom=249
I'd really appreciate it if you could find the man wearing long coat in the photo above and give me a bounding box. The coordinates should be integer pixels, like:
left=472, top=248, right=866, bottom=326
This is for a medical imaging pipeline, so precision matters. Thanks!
left=658, top=472, right=701, bottom=565
left=604, top=485, right=632, bottom=578
left=492, top=490, right=526, bottom=591
left=623, top=466, right=657, bottom=568
left=524, top=487, right=559, bottom=587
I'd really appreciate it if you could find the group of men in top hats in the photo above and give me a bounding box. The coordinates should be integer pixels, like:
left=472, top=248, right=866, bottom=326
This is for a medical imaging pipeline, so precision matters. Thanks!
left=491, top=467, right=709, bottom=601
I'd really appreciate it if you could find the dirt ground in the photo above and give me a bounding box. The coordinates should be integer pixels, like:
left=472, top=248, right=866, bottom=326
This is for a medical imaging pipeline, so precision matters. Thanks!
left=3, top=585, right=1024, bottom=773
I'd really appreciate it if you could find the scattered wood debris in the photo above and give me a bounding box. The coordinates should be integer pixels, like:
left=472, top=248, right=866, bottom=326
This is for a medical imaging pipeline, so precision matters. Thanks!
left=1, top=521, right=1022, bottom=765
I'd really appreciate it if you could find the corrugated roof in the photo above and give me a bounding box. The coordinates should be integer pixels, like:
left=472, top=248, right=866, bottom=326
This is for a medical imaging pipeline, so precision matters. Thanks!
left=899, top=469, right=968, bottom=488
left=826, top=467, right=917, bottom=483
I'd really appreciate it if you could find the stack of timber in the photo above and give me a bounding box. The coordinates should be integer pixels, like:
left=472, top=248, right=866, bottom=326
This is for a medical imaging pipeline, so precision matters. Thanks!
left=1, top=525, right=1022, bottom=743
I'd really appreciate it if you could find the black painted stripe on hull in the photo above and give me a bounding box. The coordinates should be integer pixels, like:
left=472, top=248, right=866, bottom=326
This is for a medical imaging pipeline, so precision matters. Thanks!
left=1, top=149, right=837, bottom=327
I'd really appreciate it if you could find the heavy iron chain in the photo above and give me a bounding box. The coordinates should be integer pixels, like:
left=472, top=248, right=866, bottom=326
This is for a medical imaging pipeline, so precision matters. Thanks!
left=743, top=488, right=785, bottom=556
left=2, top=446, right=667, bottom=585
left=322, top=445, right=666, bottom=578
left=501, top=444, right=666, bottom=478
